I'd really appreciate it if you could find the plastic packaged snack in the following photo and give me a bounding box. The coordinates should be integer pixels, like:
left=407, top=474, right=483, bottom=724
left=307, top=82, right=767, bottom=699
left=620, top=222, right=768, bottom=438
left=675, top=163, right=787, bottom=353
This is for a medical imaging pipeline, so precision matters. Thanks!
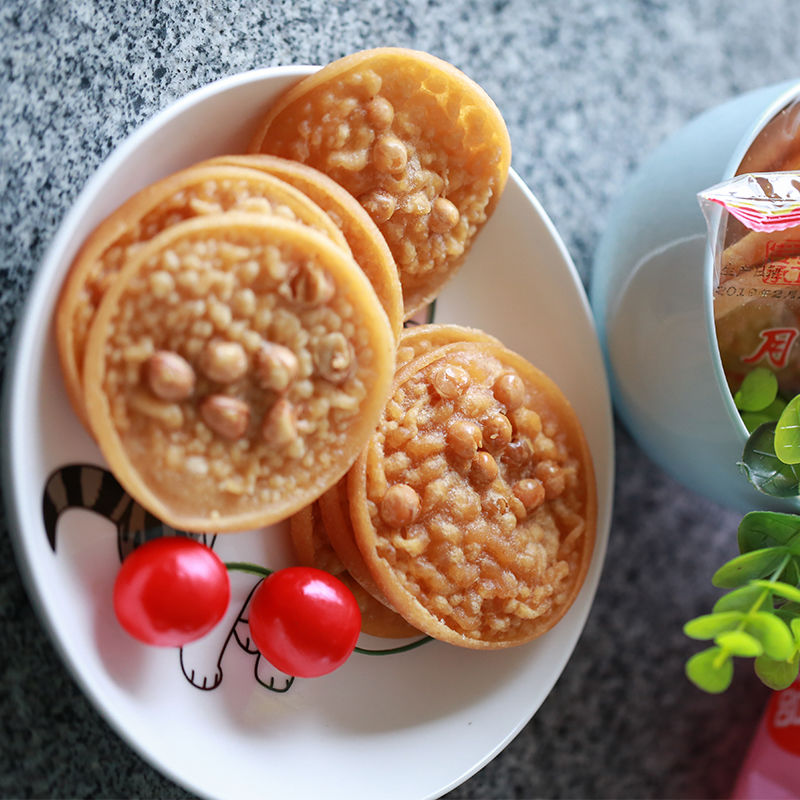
left=700, top=172, right=800, bottom=425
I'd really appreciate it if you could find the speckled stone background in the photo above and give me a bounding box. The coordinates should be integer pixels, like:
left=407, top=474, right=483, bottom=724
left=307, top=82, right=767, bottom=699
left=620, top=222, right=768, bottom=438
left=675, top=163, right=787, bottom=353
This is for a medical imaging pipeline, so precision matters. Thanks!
left=3, top=1, right=800, bottom=798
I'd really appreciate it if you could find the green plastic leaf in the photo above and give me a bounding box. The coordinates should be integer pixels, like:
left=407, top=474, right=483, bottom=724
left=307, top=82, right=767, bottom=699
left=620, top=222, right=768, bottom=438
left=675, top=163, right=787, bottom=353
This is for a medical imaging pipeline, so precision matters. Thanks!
left=775, top=395, right=800, bottom=465
left=739, top=390, right=786, bottom=433
left=684, top=611, right=744, bottom=640
left=739, top=422, right=800, bottom=497
left=776, top=603, right=800, bottom=630
left=764, top=397, right=787, bottom=418
left=752, top=579, right=800, bottom=604
left=744, top=611, right=795, bottom=660
left=713, top=584, right=772, bottom=613
left=743, top=411, right=777, bottom=434
left=715, top=630, right=764, bottom=657
left=712, top=547, right=790, bottom=588
left=686, top=647, right=734, bottom=694
left=754, top=653, right=800, bottom=690
left=734, top=368, right=779, bottom=412
left=741, top=414, right=762, bottom=434
left=742, top=397, right=788, bottom=432
left=768, top=398, right=789, bottom=416
left=738, top=510, right=800, bottom=553
left=785, top=560, right=800, bottom=584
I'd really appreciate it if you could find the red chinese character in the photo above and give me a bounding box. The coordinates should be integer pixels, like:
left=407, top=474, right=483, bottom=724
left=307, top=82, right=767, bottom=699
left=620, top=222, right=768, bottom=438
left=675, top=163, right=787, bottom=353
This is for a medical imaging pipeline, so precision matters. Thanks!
left=763, top=259, right=800, bottom=285
left=766, top=238, right=800, bottom=260
left=741, top=328, right=799, bottom=369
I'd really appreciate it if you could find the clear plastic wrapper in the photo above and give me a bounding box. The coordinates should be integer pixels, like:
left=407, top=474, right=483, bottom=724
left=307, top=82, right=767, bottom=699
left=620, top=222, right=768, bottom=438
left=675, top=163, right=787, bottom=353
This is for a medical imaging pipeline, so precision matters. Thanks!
left=700, top=172, right=800, bottom=405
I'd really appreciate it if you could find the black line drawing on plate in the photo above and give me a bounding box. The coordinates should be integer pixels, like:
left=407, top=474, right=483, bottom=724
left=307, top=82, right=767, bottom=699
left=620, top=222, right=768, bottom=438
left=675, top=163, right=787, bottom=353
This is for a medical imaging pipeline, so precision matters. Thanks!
left=42, top=463, right=294, bottom=693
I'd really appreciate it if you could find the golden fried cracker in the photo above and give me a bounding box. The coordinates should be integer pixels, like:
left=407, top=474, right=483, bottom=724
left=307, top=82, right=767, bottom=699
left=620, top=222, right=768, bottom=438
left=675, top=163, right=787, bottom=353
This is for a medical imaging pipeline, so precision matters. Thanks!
left=318, top=477, right=387, bottom=603
left=83, top=213, right=395, bottom=533
left=289, top=500, right=418, bottom=638
left=201, top=154, right=404, bottom=341
left=249, top=47, right=511, bottom=317
left=348, top=341, right=596, bottom=649
left=345, top=575, right=422, bottom=639
left=396, top=323, right=502, bottom=371
left=289, top=502, right=345, bottom=576
left=57, top=164, right=350, bottom=428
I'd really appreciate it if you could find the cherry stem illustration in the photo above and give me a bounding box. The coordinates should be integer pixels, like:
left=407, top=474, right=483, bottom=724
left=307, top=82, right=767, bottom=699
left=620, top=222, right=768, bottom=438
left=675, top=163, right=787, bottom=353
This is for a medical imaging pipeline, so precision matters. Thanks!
left=224, top=561, right=272, bottom=578
left=354, top=638, right=432, bottom=655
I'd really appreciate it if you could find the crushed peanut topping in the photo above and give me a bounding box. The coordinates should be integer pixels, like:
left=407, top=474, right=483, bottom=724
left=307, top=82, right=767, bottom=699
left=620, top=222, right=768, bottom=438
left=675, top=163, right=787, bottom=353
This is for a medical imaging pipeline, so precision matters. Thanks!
left=483, top=412, right=512, bottom=452
left=359, top=189, right=396, bottom=223
left=429, top=197, right=460, bottom=233
left=365, top=95, right=394, bottom=129
left=471, top=450, right=499, bottom=485
left=255, top=342, right=299, bottom=392
left=201, top=340, right=248, bottom=384
left=380, top=483, right=421, bottom=528
left=314, top=331, right=354, bottom=383
left=261, top=397, right=298, bottom=447
left=493, top=372, right=525, bottom=410
left=447, top=419, right=482, bottom=460
left=200, top=394, right=250, bottom=440
left=286, top=261, right=336, bottom=307
left=145, top=350, right=195, bottom=401
left=432, top=364, right=469, bottom=399
left=373, top=134, right=408, bottom=174
left=512, top=478, right=546, bottom=513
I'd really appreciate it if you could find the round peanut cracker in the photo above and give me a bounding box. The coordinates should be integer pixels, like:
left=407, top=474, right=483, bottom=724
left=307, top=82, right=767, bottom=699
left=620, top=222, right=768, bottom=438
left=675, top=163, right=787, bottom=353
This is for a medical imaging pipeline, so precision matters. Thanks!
left=83, top=213, right=395, bottom=533
left=248, top=47, right=511, bottom=318
left=318, top=477, right=388, bottom=604
left=348, top=341, right=596, bottom=649
left=289, top=501, right=419, bottom=639
left=200, top=154, right=404, bottom=342
left=56, top=164, right=350, bottom=429
left=396, top=323, right=502, bottom=371
left=289, top=503, right=346, bottom=577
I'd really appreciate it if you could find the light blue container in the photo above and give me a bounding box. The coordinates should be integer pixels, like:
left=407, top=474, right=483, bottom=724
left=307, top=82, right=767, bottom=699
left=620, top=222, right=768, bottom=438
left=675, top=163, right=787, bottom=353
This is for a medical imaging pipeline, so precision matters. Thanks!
left=591, top=80, right=800, bottom=511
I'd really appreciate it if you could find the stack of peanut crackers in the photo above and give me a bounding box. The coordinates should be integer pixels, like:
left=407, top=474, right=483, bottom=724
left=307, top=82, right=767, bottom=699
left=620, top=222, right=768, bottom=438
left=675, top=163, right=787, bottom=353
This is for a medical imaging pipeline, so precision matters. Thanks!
left=56, top=48, right=596, bottom=650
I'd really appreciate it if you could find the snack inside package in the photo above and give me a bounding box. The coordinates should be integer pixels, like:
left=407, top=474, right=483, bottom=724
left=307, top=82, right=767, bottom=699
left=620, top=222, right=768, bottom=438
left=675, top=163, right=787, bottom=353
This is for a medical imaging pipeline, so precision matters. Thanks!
left=700, top=171, right=800, bottom=427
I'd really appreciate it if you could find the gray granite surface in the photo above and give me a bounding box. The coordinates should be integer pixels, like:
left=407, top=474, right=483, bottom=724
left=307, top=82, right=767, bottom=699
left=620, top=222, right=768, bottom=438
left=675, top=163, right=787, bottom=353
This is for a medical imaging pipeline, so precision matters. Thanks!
left=3, top=1, right=800, bottom=798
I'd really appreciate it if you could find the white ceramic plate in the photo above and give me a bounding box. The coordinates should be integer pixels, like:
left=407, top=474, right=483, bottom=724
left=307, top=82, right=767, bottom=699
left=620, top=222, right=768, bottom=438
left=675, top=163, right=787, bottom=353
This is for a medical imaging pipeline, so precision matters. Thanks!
left=2, top=66, right=614, bottom=800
